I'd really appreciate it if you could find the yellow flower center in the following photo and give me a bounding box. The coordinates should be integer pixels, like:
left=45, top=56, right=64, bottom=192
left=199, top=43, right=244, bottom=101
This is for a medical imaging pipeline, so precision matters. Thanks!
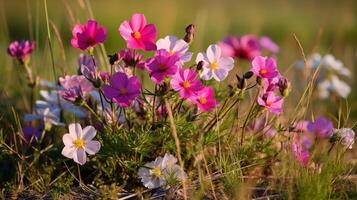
left=169, top=51, right=175, bottom=56
left=73, top=139, right=85, bottom=149
left=119, top=88, right=128, bottom=95
left=199, top=97, right=207, bottom=104
left=210, top=62, right=218, bottom=70
left=151, top=167, right=162, bottom=177
left=182, top=80, right=191, bottom=88
left=260, top=69, right=268, bottom=75
left=132, top=31, right=141, bottom=39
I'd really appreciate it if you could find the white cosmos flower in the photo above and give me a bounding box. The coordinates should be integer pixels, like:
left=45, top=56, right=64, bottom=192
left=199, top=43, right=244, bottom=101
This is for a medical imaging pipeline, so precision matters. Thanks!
left=156, top=35, right=192, bottom=66
left=61, top=123, right=101, bottom=165
left=196, top=44, right=234, bottom=81
left=138, top=153, right=187, bottom=189
left=24, top=106, right=64, bottom=129
left=336, top=128, right=355, bottom=149
left=317, top=75, right=351, bottom=99
left=321, top=54, right=351, bottom=77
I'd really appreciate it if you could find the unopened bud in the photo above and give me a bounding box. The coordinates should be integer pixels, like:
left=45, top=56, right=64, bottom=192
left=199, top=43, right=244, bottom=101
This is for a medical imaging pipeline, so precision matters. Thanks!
left=196, top=61, right=204, bottom=71
left=243, top=71, right=254, bottom=79
left=256, top=77, right=262, bottom=85
left=278, top=76, right=290, bottom=97
left=108, top=53, right=119, bottom=65
left=184, top=24, right=195, bottom=44
left=236, top=74, right=246, bottom=89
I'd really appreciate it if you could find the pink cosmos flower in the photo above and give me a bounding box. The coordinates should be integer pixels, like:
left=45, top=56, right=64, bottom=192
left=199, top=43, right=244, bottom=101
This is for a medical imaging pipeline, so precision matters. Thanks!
left=156, top=35, right=193, bottom=66
left=71, top=20, right=107, bottom=50
left=196, top=44, right=234, bottom=82
left=257, top=92, right=284, bottom=114
left=246, top=117, right=276, bottom=138
left=102, top=72, right=141, bottom=107
left=219, top=35, right=261, bottom=60
left=307, top=117, right=333, bottom=138
left=291, top=142, right=310, bottom=165
left=250, top=56, right=279, bottom=78
left=59, top=75, right=94, bottom=102
left=259, top=36, right=280, bottom=54
left=189, top=86, right=218, bottom=112
left=170, top=68, right=203, bottom=99
left=146, top=49, right=180, bottom=84
left=262, top=76, right=280, bottom=93
left=119, top=49, right=145, bottom=69
left=7, top=40, right=35, bottom=62
left=119, top=13, right=157, bottom=51
left=62, top=123, right=101, bottom=165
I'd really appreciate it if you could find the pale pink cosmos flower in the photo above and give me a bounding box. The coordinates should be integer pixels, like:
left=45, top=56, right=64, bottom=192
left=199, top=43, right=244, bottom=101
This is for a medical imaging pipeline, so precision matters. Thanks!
left=257, top=92, right=284, bottom=114
left=146, top=49, right=180, bottom=84
left=102, top=72, right=141, bottom=107
left=71, top=20, right=107, bottom=50
left=291, top=142, right=310, bottom=165
left=62, top=123, right=101, bottom=165
left=156, top=35, right=193, bottom=66
left=170, top=68, right=203, bottom=99
left=189, top=86, right=218, bottom=112
left=250, top=56, right=279, bottom=79
left=246, top=117, right=276, bottom=138
left=119, top=13, right=157, bottom=51
left=259, top=36, right=280, bottom=54
left=335, top=128, right=355, bottom=149
left=196, top=44, right=234, bottom=82
left=59, top=75, right=93, bottom=102
left=7, top=40, right=35, bottom=62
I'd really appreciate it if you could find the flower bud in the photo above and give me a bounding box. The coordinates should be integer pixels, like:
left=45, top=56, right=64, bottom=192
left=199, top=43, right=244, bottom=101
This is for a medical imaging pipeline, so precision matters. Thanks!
left=278, top=76, right=290, bottom=97
left=196, top=61, right=204, bottom=71
left=184, top=24, right=195, bottom=44
left=108, top=53, right=119, bottom=65
left=243, top=71, right=254, bottom=79
left=236, top=74, right=246, bottom=89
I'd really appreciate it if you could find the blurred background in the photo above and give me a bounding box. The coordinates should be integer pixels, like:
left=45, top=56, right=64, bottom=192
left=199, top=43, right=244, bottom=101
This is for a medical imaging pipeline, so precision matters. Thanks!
left=0, top=0, right=356, bottom=117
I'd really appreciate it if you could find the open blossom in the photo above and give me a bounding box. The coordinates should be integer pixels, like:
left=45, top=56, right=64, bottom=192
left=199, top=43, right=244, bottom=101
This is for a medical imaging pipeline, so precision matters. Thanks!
left=219, top=35, right=260, bottom=60
left=7, top=40, right=35, bottom=62
left=146, top=49, right=180, bottom=84
left=119, top=13, right=157, bottom=51
left=307, top=117, right=333, bottom=138
left=318, top=75, right=351, bottom=99
left=71, top=20, right=107, bottom=50
left=156, top=35, right=192, bottom=66
left=119, top=49, right=145, bottom=69
left=22, top=126, right=42, bottom=142
left=335, top=128, right=355, bottom=149
left=59, top=75, right=93, bottom=102
left=291, top=142, right=310, bottom=165
left=24, top=106, right=64, bottom=129
left=250, top=56, right=279, bottom=78
left=102, top=72, right=141, bottom=107
left=259, top=36, right=280, bottom=54
left=62, top=123, right=101, bottom=165
left=138, top=153, right=187, bottom=189
left=196, top=44, right=234, bottom=81
left=170, top=68, right=203, bottom=99
left=257, top=92, right=284, bottom=114
left=189, top=86, right=218, bottom=112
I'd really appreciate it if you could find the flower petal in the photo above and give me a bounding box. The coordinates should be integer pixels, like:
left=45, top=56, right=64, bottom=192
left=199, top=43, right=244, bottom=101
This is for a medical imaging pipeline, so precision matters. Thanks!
left=85, top=140, right=101, bottom=155
left=73, top=148, right=87, bottom=165
left=81, top=126, right=96, bottom=141
left=69, top=123, right=82, bottom=139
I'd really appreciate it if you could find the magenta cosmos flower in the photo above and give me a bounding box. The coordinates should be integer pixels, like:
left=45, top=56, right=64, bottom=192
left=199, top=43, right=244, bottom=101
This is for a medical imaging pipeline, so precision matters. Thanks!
left=7, top=40, right=35, bottom=62
left=146, top=49, right=180, bottom=84
left=119, top=13, right=157, bottom=51
left=102, top=72, right=141, bottom=107
left=307, top=117, right=333, bottom=138
left=250, top=56, right=279, bottom=79
left=71, top=20, right=107, bottom=50
left=291, top=142, right=310, bottom=165
left=257, top=92, right=284, bottom=114
left=170, top=68, right=203, bottom=99
left=62, top=123, right=101, bottom=165
left=219, top=35, right=260, bottom=60
left=189, top=86, right=218, bottom=112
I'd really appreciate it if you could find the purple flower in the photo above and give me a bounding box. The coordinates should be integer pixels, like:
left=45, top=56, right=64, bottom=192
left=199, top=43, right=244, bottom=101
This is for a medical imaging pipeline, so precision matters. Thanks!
left=102, top=72, right=141, bottom=107
left=307, top=117, right=333, bottom=138
left=22, top=126, right=42, bottom=142
left=246, top=117, right=276, bottom=138
left=79, top=54, right=98, bottom=81
left=250, top=56, right=280, bottom=79
left=257, top=92, right=284, bottom=114
left=7, top=40, right=35, bottom=62
left=71, top=20, right=107, bottom=50
left=259, top=36, right=280, bottom=54
left=146, top=49, right=180, bottom=84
